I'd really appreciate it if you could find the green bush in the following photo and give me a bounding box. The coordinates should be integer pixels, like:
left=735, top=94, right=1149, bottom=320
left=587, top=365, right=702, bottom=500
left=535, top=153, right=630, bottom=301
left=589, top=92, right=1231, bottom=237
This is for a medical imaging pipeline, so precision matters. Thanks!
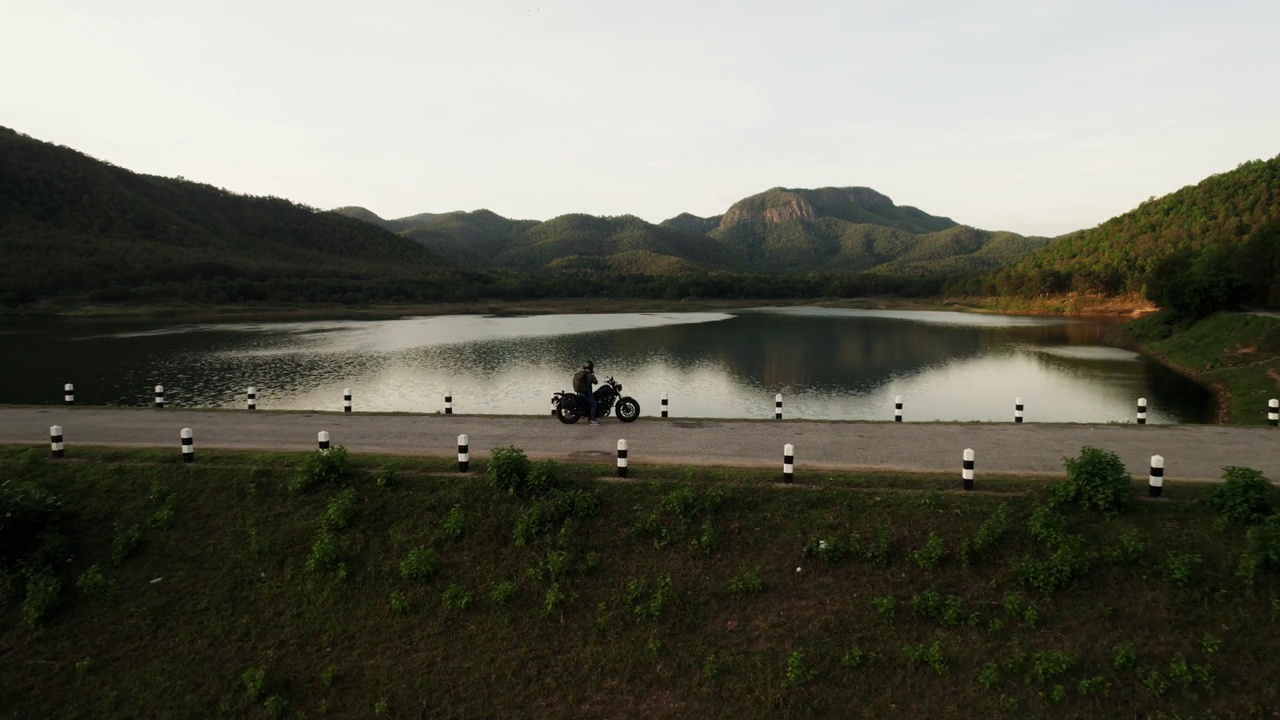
left=0, top=480, right=61, bottom=564
left=1207, top=466, right=1275, bottom=524
left=109, top=524, right=143, bottom=566
left=307, top=532, right=345, bottom=574
left=291, top=447, right=353, bottom=492
left=514, top=490, right=600, bottom=547
left=321, top=488, right=359, bottom=531
left=802, top=536, right=851, bottom=563
left=76, top=565, right=114, bottom=599
left=1057, top=446, right=1133, bottom=513
left=441, top=584, right=473, bottom=611
left=487, top=446, right=533, bottom=495
left=1014, top=534, right=1096, bottom=594
left=22, top=565, right=61, bottom=627
left=441, top=505, right=466, bottom=540
left=910, top=533, right=947, bottom=570
left=1238, top=515, right=1280, bottom=583
left=399, top=546, right=439, bottom=582
left=728, top=566, right=764, bottom=596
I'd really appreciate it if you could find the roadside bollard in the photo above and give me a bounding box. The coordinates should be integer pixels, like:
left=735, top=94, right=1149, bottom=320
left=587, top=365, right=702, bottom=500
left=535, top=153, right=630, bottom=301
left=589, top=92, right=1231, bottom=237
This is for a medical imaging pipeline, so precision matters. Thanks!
left=1270, top=399, right=1278, bottom=427
left=1149, top=455, right=1164, bottom=497
left=1014, top=397, right=1024, bottom=423
left=775, top=394, right=783, bottom=420
left=962, top=448, right=974, bottom=491
left=1138, top=398, right=1148, bottom=425
left=318, top=431, right=330, bottom=451
left=181, top=427, right=193, bottom=463
left=64, top=383, right=74, bottom=405
left=155, top=385, right=165, bottom=408
left=894, top=394, right=903, bottom=422
left=617, top=439, right=628, bottom=478
left=247, top=386, right=257, bottom=410
left=661, top=393, right=668, bottom=418
left=783, top=443, right=794, bottom=484
left=50, top=425, right=64, bottom=458
left=445, top=391, right=453, bottom=415
left=457, top=434, right=470, bottom=472
left=343, top=389, right=352, bottom=413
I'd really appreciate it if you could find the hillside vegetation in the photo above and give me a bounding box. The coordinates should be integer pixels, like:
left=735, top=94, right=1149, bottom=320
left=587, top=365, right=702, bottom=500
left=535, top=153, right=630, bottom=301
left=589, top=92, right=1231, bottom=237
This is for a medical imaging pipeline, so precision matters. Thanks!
left=3, top=445, right=1280, bottom=718
left=977, top=156, right=1280, bottom=311
left=0, top=128, right=469, bottom=307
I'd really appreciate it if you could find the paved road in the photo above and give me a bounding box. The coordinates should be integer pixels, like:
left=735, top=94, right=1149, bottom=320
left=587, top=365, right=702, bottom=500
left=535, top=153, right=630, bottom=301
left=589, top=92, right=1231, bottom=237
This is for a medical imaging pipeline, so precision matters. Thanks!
left=2, top=406, right=1278, bottom=482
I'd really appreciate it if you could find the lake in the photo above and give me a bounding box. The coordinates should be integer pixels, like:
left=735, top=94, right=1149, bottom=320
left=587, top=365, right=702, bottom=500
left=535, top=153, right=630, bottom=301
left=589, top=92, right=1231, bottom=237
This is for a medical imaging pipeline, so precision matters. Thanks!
left=0, top=307, right=1213, bottom=423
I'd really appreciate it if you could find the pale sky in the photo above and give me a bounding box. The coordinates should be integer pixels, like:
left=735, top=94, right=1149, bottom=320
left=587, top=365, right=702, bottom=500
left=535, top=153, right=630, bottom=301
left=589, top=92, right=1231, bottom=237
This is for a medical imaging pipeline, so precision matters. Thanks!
left=3, top=0, right=1278, bottom=237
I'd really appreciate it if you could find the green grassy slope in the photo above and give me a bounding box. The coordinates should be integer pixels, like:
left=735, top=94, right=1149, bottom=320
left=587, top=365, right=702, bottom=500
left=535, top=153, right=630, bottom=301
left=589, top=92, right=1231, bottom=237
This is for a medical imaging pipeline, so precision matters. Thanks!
left=3, top=446, right=1279, bottom=719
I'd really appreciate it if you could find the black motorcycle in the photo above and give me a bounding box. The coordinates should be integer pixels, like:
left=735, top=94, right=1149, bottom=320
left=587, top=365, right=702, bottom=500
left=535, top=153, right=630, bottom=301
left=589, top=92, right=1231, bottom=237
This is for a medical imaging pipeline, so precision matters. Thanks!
left=552, top=376, right=640, bottom=424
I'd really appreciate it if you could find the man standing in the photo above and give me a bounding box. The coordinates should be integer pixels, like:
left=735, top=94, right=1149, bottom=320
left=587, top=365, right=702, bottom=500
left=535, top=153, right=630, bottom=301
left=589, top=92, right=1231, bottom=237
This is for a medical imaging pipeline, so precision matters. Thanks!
left=573, top=361, right=599, bottom=425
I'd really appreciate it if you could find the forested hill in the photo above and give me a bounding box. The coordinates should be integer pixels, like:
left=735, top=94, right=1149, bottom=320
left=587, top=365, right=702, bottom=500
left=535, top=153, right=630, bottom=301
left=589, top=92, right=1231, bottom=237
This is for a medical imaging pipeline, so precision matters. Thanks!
left=353, top=187, right=1047, bottom=276
left=980, top=156, right=1280, bottom=307
left=0, top=128, right=468, bottom=307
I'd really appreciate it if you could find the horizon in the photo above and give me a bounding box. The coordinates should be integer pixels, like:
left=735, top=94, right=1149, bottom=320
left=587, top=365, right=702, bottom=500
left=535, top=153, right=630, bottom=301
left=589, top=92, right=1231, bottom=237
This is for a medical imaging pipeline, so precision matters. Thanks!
left=4, top=1, right=1278, bottom=237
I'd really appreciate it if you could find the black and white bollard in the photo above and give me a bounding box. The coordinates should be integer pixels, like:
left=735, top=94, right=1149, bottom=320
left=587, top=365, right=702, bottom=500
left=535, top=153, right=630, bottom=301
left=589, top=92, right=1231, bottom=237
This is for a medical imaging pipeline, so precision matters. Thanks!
left=247, top=386, right=257, bottom=410
left=457, top=434, right=469, bottom=472
left=775, top=394, right=783, bottom=420
left=962, top=448, right=975, bottom=491
left=1137, top=398, right=1148, bottom=425
left=783, top=443, right=794, bottom=484
left=894, top=394, right=903, bottom=422
left=50, top=425, right=64, bottom=459
left=318, top=431, right=330, bottom=452
left=1269, top=399, right=1278, bottom=427
left=616, top=439, right=628, bottom=478
left=661, top=393, right=669, bottom=418
left=1014, top=397, right=1024, bottom=423
left=155, top=385, right=165, bottom=408
left=1149, top=455, right=1164, bottom=497
left=445, top=391, right=453, bottom=415
left=181, top=427, right=193, bottom=463
left=343, top=388, right=352, bottom=413
left=64, top=383, right=74, bottom=405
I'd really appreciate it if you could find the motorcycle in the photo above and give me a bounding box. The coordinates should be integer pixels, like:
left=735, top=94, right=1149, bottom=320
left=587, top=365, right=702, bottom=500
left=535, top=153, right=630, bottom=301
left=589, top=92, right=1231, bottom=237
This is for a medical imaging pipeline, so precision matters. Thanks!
left=552, top=376, right=640, bottom=424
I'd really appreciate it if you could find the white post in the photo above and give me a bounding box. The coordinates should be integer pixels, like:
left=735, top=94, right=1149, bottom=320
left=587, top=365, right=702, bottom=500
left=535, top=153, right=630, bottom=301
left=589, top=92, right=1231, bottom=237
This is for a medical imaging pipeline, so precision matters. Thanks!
left=1014, top=397, right=1024, bottom=423
left=783, top=443, right=794, bottom=483
left=155, top=385, right=165, bottom=408
left=445, top=391, right=453, bottom=415
left=318, top=431, right=330, bottom=451
left=181, top=427, right=193, bottom=462
left=457, top=434, right=469, bottom=472
left=962, top=448, right=975, bottom=490
left=1269, top=399, right=1278, bottom=427
left=661, top=392, right=669, bottom=418
left=343, top=388, right=352, bottom=413
left=1149, top=455, right=1164, bottom=497
left=247, top=386, right=257, bottom=410
left=894, top=394, right=902, bottom=422
left=775, top=394, right=783, bottom=420
left=1137, top=398, right=1148, bottom=425
left=64, top=383, right=74, bottom=405
left=617, top=439, right=629, bottom=478
left=50, top=425, right=64, bottom=458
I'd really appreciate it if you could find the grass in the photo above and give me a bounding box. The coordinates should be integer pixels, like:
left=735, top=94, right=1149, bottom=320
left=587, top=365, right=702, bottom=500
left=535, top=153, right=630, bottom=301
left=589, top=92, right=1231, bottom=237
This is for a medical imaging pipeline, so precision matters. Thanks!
left=1, top=444, right=1278, bottom=718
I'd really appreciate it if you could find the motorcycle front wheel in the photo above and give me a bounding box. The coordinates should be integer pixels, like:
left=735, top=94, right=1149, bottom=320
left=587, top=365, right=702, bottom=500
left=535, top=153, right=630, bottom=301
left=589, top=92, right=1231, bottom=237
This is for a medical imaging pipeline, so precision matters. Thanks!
left=616, top=397, right=640, bottom=422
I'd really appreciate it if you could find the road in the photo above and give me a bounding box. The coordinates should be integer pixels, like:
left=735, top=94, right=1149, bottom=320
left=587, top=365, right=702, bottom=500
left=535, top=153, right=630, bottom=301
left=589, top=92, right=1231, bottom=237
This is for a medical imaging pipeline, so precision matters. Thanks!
left=4, top=406, right=1280, bottom=482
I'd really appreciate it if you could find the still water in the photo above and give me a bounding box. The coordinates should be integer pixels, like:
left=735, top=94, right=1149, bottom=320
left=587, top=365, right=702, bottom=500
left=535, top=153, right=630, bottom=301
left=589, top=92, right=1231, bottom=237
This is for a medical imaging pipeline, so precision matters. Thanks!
left=0, top=307, right=1213, bottom=423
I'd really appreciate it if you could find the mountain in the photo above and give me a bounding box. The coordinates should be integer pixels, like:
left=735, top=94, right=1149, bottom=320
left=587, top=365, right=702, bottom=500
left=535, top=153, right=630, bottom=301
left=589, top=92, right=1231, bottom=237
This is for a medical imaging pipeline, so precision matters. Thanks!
left=987, top=155, right=1280, bottom=300
left=659, top=212, right=722, bottom=235
left=0, top=127, right=461, bottom=306
left=359, top=186, right=1044, bottom=276
left=332, top=207, right=439, bottom=233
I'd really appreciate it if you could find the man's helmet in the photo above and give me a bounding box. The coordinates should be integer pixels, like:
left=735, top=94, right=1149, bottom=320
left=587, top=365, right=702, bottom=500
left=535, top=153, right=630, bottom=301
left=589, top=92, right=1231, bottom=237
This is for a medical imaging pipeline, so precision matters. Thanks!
left=584, top=361, right=594, bottom=371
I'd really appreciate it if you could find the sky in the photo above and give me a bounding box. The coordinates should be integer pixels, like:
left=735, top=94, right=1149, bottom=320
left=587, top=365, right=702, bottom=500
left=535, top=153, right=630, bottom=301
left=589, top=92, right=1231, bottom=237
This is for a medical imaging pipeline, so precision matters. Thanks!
left=3, top=0, right=1278, bottom=237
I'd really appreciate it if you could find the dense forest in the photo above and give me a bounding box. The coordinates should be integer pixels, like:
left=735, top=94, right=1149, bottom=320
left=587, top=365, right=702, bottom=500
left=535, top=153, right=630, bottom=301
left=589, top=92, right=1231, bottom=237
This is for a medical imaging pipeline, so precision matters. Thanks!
left=956, top=156, right=1280, bottom=318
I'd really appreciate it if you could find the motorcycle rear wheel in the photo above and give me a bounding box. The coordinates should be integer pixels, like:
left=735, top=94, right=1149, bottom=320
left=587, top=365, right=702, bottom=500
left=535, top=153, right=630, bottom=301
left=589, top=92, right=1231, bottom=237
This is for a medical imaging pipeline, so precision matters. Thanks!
left=557, top=404, right=581, bottom=424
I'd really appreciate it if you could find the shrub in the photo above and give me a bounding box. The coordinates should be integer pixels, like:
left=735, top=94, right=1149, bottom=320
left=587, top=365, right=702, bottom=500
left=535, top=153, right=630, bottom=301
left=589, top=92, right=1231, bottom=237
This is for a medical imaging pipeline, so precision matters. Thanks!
left=1031, top=650, right=1074, bottom=684
left=903, top=639, right=947, bottom=674
left=1014, top=534, right=1096, bottom=594
left=489, top=581, right=518, bottom=605
left=623, top=575, right=674, bottom=622
left=399, top=547, right=439, bottom=582
left=728, top=566, right=764, bottom=596
left=291, top=446, right=353, bottom=492
left=870, top=594, right=897, bottom=622
left=76, top=565, right=113, bottom=599
left=109, top=524, right=143, bottom=566
left=841, top=644, right=878, bottom=669
left=308, top=532, right=345, bottom=574
left=0, top=480, right=61, bottom=564
left=487, top=446, right=533, bottom=495
left=1164, top=551, right=1202, bottom=588
left=263, top=696, right=287, bottom=717
left=441, top=505, right=466, bottom=540
left=22, top=565, right=61, bottom=627
left=321, top=488, right=359, bottom=531
left=514, top=490, right=600, bottom=546
left=960, top=504, right=1011, bottom=566
left=910, top=533, right=947, bottom=570
left=784, top=650, right=816, bottom=685
left=1207, top=466, right=1275, bottom=524
left=442, top=584, right=472, bottom=611
left=1112, top=643, right=1138, bottom=671
left=663, top=487, right=723, bottom=522
left=1238, top=514, right=1280, bottom=583
left=389, top=591, right=408, bottom=613
left=802, top=536, right=851, bottom=563
left=148, top=507, right=175, bottom=530
left=1104, top=529, right=1145, bottom=565
left=1057, top=446, right=1132, bottom=512
left=242, top=667, right=267, bottom=701
left=911, top=591, right=979, bottom=628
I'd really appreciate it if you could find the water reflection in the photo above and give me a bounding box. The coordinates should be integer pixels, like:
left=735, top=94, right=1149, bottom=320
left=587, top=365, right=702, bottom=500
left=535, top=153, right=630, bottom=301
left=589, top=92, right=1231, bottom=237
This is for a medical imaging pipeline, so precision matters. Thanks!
left=0, top=308, right=1213, bottom=423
